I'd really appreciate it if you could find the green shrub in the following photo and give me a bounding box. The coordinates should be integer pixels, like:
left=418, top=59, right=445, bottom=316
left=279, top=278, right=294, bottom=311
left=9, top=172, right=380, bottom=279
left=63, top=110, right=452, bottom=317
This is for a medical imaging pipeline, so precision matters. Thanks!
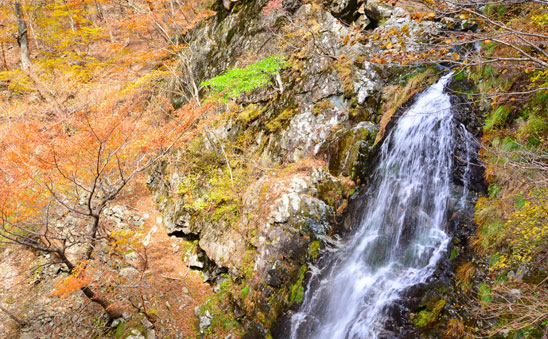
left=201, top=55, right=290, bottom=101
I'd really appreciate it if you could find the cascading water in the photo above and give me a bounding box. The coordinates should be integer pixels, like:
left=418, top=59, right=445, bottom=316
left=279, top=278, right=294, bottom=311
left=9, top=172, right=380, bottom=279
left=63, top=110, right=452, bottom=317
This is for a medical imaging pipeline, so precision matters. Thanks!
left=289, top=73, right=467, bottom=338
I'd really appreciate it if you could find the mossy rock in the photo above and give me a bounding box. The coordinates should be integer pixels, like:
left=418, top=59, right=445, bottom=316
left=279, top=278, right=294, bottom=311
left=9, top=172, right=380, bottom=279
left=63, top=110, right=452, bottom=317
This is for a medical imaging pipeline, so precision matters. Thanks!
left=332, top=59, right=356, bottom=99
left=266, top=107, right=299, bottom=133
left=326, top=122, right=378, bottom=177
left=411, top=298, right=446, bottom=328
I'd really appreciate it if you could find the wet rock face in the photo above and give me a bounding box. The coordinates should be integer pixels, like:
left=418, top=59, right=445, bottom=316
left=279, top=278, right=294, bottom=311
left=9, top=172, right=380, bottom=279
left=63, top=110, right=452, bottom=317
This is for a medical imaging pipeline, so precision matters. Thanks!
left=448, top=78, right=486, bottom=194
left=246, top=169, right=343, bottom=280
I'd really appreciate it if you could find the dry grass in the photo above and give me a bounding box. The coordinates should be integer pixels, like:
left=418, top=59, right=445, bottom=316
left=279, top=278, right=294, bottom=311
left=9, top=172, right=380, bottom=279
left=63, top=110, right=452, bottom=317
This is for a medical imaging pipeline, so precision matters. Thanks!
left=455, top=262, right=476, bottom=292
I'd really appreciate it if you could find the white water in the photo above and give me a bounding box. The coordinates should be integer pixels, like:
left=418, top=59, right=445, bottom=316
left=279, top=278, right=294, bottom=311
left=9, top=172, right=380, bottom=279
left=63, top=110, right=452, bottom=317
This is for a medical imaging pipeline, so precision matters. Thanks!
left=289, top=73, right=460, bottom=338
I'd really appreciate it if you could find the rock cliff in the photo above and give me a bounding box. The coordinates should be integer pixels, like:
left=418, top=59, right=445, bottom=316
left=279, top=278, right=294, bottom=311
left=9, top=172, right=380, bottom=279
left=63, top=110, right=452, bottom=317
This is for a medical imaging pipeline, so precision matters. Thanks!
left=147, top=0, right=480, bottom=337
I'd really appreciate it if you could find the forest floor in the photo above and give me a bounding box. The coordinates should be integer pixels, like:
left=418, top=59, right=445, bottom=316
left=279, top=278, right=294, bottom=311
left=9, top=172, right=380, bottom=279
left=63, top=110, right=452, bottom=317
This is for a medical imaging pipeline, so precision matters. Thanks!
left=119, top=178, right=213, bottom=338
left=0, top=176, right=212, bottom=338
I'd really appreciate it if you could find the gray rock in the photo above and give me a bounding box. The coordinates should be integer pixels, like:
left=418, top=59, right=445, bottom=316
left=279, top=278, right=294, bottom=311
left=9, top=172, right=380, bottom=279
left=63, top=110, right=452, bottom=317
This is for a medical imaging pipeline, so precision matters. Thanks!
left=355, top=14, right=371, bottom=28
left=329, top=0, right=364, bottom=23
left=19, top=333, right=36, bottom=339
left=124, top=251, right=139, bottom=262
left=111, top=318, right=122, bottom=328
left=111, top=205, right=127, bottom=220
left=364, top=1, right=393, bottom=22
left=354, top=64, right=380, bottom=105
left=142, top=317, right=154, bottom=329
left=171, top=243, right=180, bottom=253
left=126, top=329, right=145, bottom=339
left=133, top=217, right=146, bottom=227
left=199, top=310, right=212, bottom=331
left=186, top=253, right=204, bottom=270
left=119, top=266, right=139, bottom=278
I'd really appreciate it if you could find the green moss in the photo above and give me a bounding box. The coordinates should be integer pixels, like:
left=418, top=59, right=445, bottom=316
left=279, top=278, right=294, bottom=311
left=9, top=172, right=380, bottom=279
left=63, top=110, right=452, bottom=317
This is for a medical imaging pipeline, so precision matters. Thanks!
left=517, top=93, right=548, bottom=146
left=241, top=286, right=250, bottom=299
left=501, top=137, right=519, bottom=152
left=449, top=246, right=459, bottom=261
left=170, top=133, right=264, bottom=228
left=266, top=108, right=298, bottom=132
left=177, top=175, right=200, bottom=196
left=290, top=265, right=307, bottom=305
left=478, top=221, right=505, bottom=250
left=312, top=99, right=334, bottom=116
left=488, top=183, right=502, bottom=198
left=328, top=124, right=375, bottom=177
left=198, top=275, right=244, bottom=337
left=522, top=115, right=548, bottom=147
left=114, top=323, right=126, bottom=339
left=411, top=299, right=446, bottom=328
left=478, top=283, right=492, bottom=306
left=309, top=240, right=321, bottom=259
left=453, top=71, right=466, bottom=82
left=237, top=104, right=266, bottom=127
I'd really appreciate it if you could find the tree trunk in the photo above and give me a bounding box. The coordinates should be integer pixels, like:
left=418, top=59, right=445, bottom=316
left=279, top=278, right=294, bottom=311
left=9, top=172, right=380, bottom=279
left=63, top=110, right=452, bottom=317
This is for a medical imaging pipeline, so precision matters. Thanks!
left=81, top=286, right=123, bottom=319
left=56, top=250, right=123, bottom=319
left=12, top=3, right=65, bottom=116
left=14, top=2, right=31, bottom=71
left=85, top=214, right=100, bottom=260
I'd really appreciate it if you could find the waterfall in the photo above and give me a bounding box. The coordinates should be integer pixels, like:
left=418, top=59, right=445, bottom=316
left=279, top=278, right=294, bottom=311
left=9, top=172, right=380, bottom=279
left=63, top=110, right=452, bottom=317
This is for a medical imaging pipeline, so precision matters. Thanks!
left=289, top=73, right=467, bottom=338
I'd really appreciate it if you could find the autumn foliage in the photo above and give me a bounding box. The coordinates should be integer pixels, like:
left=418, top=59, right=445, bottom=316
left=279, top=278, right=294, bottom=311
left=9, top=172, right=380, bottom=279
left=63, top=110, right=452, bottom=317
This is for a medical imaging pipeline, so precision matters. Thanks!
left=0, top=0, right=217, bottom=323
left=52, top=260, right=94, bottom=298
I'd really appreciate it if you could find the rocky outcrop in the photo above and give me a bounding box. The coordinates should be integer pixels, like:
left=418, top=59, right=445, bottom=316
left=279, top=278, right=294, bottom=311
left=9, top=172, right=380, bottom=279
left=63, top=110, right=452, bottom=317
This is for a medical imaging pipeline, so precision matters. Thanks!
left=148, top=0, right=451, bottom=336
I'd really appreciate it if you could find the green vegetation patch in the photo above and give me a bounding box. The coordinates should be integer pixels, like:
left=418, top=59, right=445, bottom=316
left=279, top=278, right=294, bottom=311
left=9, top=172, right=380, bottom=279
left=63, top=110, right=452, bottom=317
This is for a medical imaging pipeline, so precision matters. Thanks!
left=289, top=265, right=307, bottom=305
left=201, top=55, right=290, bottom=101
left=411, top=299, right=446, bottom=328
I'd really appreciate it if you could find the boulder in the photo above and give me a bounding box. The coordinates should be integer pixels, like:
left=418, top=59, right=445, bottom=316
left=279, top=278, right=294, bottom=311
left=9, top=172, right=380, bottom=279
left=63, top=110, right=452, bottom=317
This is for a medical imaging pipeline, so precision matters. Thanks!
left=327, top=0, right=364, bottom=24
